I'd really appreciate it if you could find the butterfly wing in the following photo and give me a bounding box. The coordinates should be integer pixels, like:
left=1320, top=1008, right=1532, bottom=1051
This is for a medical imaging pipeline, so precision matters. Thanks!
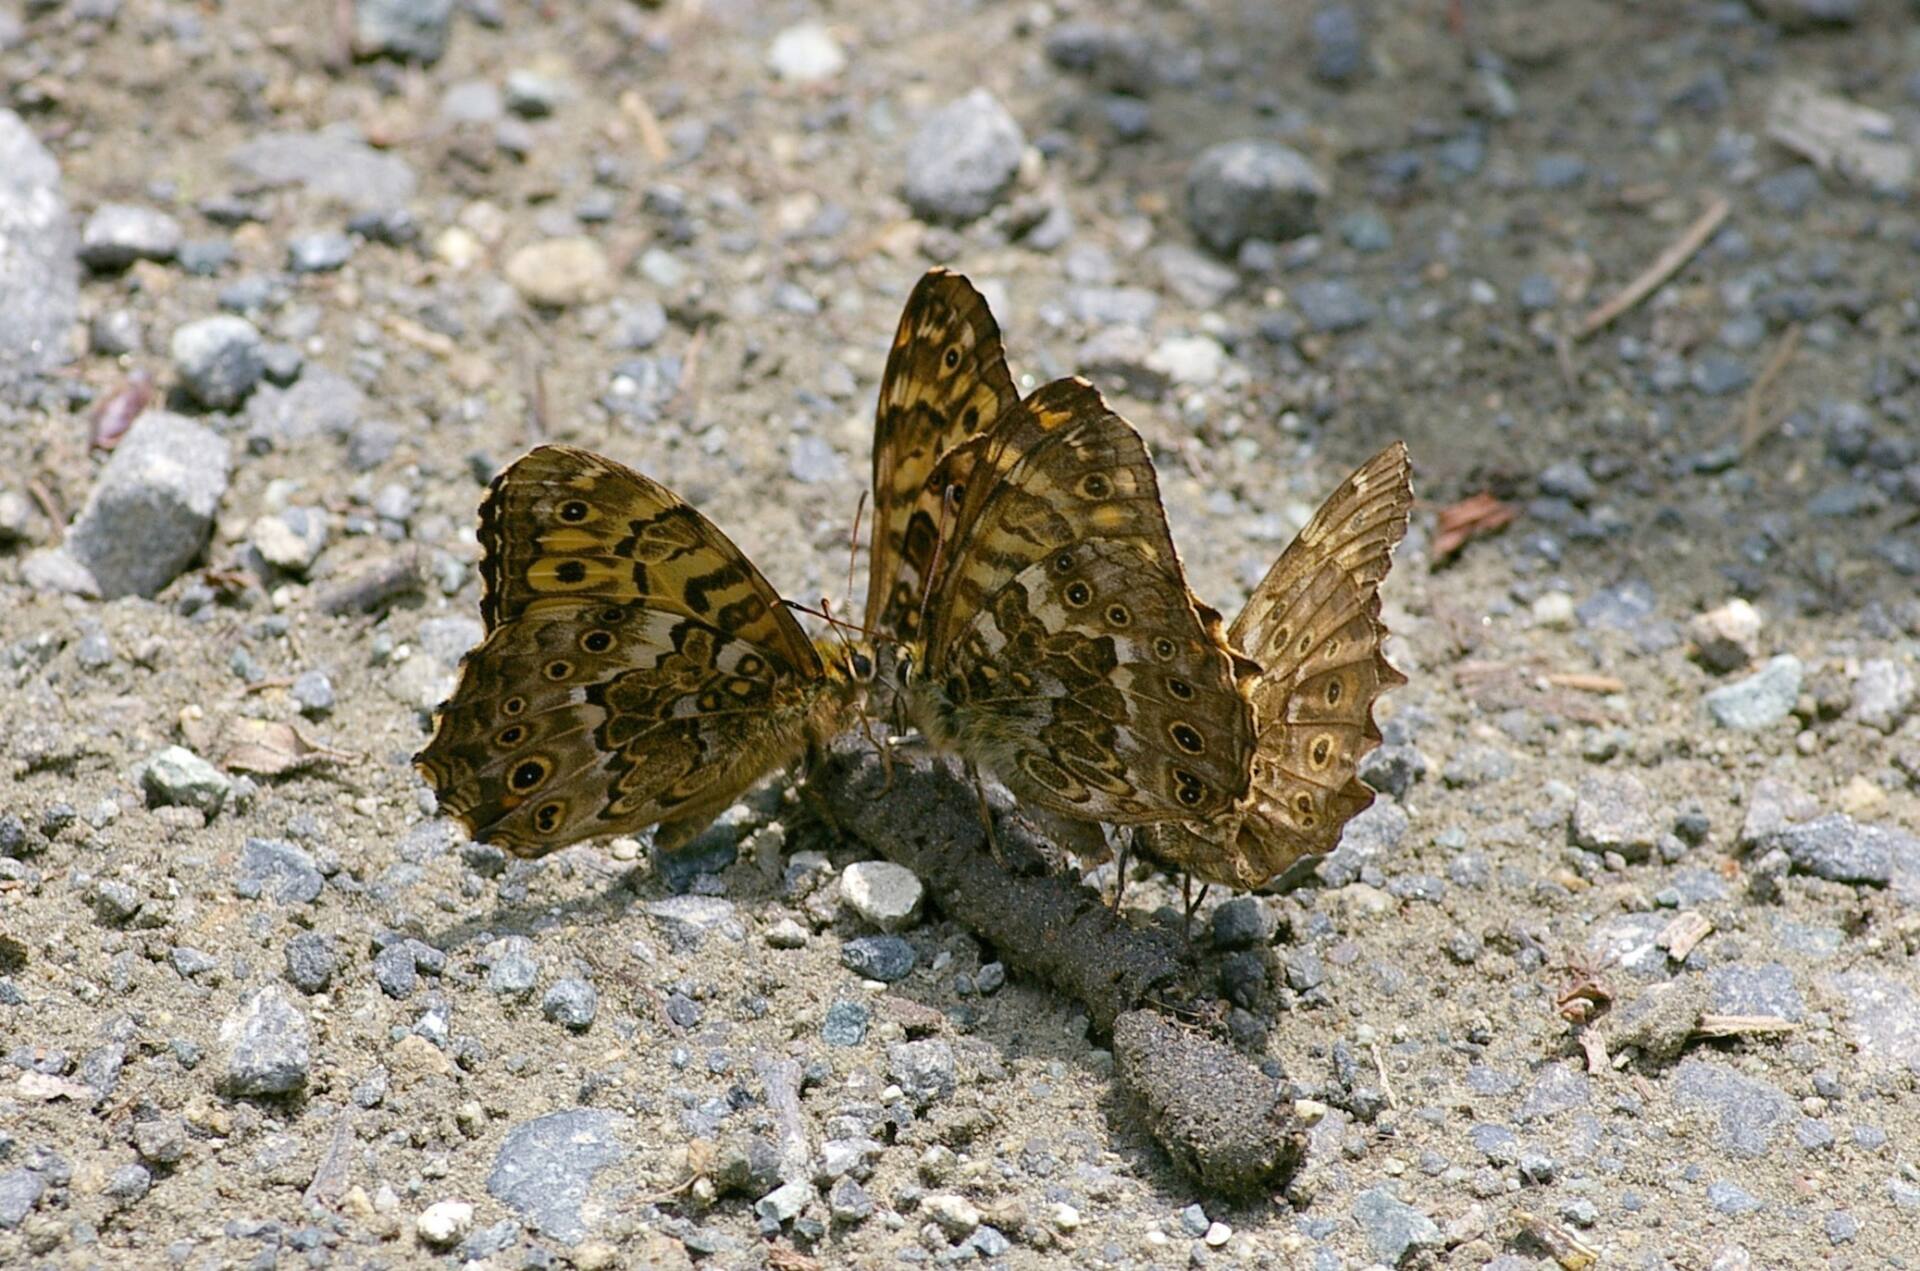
left=416, top=446, right=831, bottom=855
left=919, top=378, right=1256, bottom=825
left=1176, top=442, right=1413, bottom=886
left=864, top=269, right=1019, bottom=644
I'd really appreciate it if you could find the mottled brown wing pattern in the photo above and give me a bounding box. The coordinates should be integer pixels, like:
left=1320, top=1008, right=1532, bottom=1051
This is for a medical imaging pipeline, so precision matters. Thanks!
left=865, top=269, right=1019, bottom=644
left=1147, top=442, right=1412, bottom=888
left=416, top=446, right=845, bottom=857
left=913, top=377, right=1257, bottom=825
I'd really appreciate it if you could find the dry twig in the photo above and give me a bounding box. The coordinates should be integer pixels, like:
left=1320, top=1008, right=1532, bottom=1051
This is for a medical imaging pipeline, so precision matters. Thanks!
left=1738, top=323, right=1801, bottom=454
left=1574, top=195, right=1730, bottom=341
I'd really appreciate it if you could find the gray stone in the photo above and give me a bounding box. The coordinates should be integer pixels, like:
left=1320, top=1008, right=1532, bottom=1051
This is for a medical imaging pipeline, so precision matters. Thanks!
left=828, top=1176, right=873, bottom=1223
left=1210, top=897, right=1268, bottom=950
left=840, top=861, right=924, bottom=932
left=283, top=932, right=338, bottom=994
left=1707, top=963, right=1804, bottom=1021
left=887, top=1038, right=956, bottom=1106
left=903, top=90, right=1024, bottom=223
left=90, top=879, right=142, bottom=924
left=1704, top=655, right=1803, bottom=730
left=1571, top=771, right=1658, bottom=860
left=840, top=935, right=916, bottom=983
left=171, top=315, right=265, bottom=411
left=541, top=978, right=598, bottom=1031
left=228, top=130, right=419, bottom=213
left=1440, top=744, right=1513, bottom=788
left=221, top=986, right=311, bottom=1096
left=1293, top=279, right=1377, bottom=333
left=132, top=1116, right=187, bottom=1165
left=236, top=837, right=323, bottom=904
left=1851, top=659, right=1916, bottom=733
left=1707, top=1180, right=1763, bottom=1215
left=142, top=746, right=231, bottom=816
left=245, top=369, right=366, bottom=445
left=103, top=1163, right=151, bottom=1203
left=755, top=1177, right=812, bottom=1225
left=1149, top=243, right=1238, bottom=308
left=291, top=669, right=335, bottom=715
left=80, top=203, right=182, bottom=269
left=372, top=943, right=418, bottom=999
left=485, top=936, right=539, bottom=998
left=1673, top=1059, right=1793, bottom=1157
left=1351, top=1186, right=1441, bottom=1264
left=354, top=0, right=456, bottom=63
left=1825, top=973, right=1920, bottom=1069
left=1764, top=815, right=1901, bottom=885
left=486, top=1109, right=629, bottom=1245
left=287, top=231, right=353, bottom=274
left=822, top=1000, right=869, bottom=1047
left=645, top=895, right=742, bottom=951
left=251, top=506, right=328, bottom=573
left=0, top=110, right=80, bottom=388
left=1516, top=1062, right=1590, bottom=1122
left=1309, top=5, right=1368, bottom=84
left=171, top=947, right=219, bottom=979
left=1185, top=139, right=1326, bottom=255
left=0, top=1168, right=43, bottom=1229
left=1313, top=800, right=1409, bottom=886
left=65, top=412, right=231, bottom=598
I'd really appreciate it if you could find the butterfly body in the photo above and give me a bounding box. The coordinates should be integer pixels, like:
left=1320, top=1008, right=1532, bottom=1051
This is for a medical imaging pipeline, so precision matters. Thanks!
left=1142, top=442, right=1413, bottom=890
left=416, top=446, right=872, bottom=857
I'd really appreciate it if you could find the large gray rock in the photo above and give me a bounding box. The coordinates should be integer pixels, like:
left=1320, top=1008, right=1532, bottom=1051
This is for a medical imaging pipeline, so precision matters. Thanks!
left=1185, top=139, right=1327, bottom=255
left=63, top=412, right=230, bottom=598
left=0, top=110, right=79, bottom=388
left=903, top=90, right=1024, bottom=223
left=487, top=1109, right=630, bottom=1244
left=228, top=130, right=419, bottom=213
left=221, top=986, right=312, bottom=1096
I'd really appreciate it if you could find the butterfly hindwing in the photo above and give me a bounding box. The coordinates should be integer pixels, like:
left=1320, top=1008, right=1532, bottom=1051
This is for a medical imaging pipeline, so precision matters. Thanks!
left=1146, top=442, right=1412, bottom=888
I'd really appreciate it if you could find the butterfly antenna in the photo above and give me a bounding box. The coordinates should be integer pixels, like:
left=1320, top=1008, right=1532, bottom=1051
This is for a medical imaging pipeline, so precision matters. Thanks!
left=845, top=491, right=867, bottom=630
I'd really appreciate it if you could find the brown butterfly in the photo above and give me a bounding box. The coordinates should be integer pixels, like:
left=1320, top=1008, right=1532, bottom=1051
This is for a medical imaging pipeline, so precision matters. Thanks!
left=865, top=270, right=1258, bottom=835
left=1140, top=442, right=1413, bottom=892
left=414, top=446, right=873, bottom=856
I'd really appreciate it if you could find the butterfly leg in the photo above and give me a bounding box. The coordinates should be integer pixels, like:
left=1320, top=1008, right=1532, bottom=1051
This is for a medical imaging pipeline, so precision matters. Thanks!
left=1181, top=876, right=1211, bottom=943
left=1108, top=831, right=1136, bottom=914
left=964, top=760, right=1005, bottom=866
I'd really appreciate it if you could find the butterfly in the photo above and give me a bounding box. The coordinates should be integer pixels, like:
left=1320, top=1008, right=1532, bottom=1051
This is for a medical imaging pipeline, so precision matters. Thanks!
left=865, top=270, right=1258, bottom=834
left=414, top=446, right=873, bottom=857
left=1139, top=442, right=1413, bottom=892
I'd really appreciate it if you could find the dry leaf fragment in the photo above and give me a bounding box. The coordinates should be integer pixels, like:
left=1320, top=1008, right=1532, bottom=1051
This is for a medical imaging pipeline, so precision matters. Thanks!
left=17, top=1071, right=95, bottom=1102
left=1657, top=911, right=1713, bottom=962
left=219, top=717, right=356, bottom=775
left=1431, top=492, right=1518, bottom=564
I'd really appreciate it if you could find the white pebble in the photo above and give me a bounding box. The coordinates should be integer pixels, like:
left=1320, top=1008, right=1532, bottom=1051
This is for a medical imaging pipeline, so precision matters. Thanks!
left=416, top=1200, right=472, bottom=1247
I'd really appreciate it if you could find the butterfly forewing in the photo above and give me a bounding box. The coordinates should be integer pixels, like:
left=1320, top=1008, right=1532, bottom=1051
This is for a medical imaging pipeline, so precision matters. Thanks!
left=916, top=377, right=1257, bottom=825
left=865, top=269, right=1019, bottom=642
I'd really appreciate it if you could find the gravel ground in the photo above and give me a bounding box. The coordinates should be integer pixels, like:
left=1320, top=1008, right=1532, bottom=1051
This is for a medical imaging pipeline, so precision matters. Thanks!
left=4, top=1, right=1920, bottom=1268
